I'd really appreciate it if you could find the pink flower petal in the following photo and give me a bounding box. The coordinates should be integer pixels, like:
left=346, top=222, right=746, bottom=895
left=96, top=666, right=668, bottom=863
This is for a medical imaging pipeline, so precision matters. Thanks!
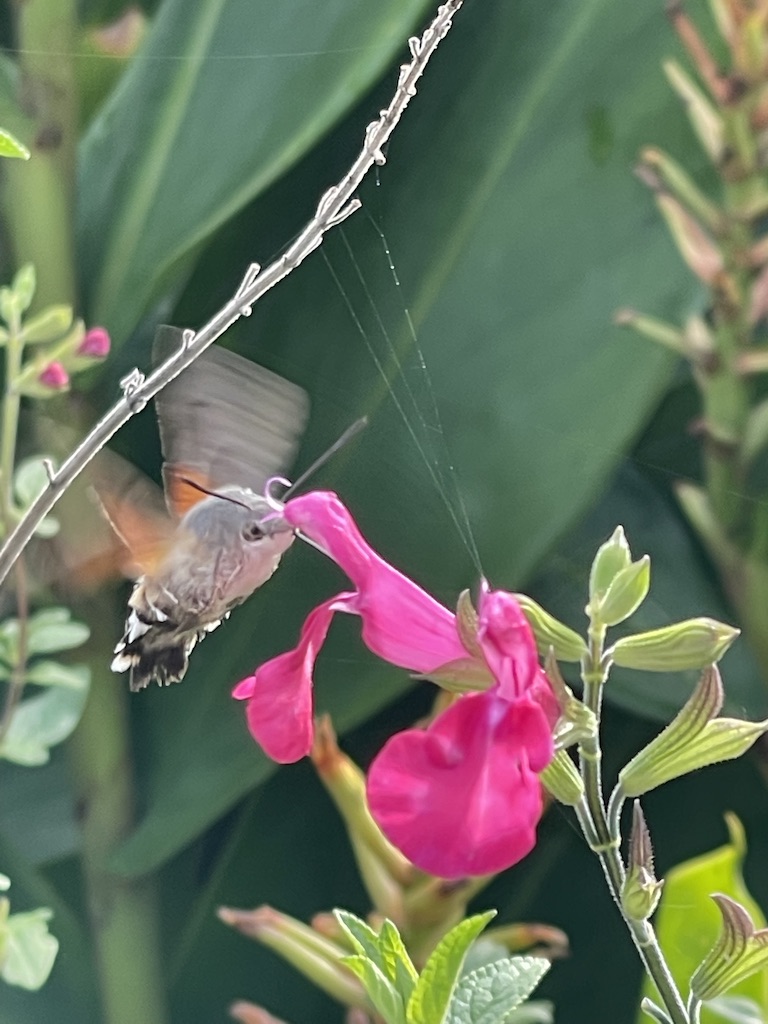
left=233, top=594, right=353, bottom=763
left=285, top=492, right=466, bottom=673
left=367, top=690, right=553, bottom=877
left=477, top=588, right=560, bottom=725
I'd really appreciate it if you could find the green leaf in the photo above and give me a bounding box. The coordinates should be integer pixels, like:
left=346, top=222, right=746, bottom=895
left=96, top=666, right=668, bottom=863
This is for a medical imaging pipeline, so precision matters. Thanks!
left=79, top=0, right=435, bottom=343
left=0, top=685, right=89, bottom=767
left=14, top=457, right=51, bottom=508
left=707, top=995, right=765, bottom=1024
left=11, top=265, right=35, bottom=314
left=112, top=0, right=703, bottom=877
left=446, top=957, right=551, bottom=1024
left=407, top=913, right=496, bottom=1024
left=334, top=910, right=383, bottom=958
left=344, top=955, right=407, bottom=1024
left=638, top=816, right=768, bottom=1024
left=334, top=911, right=417, bottom=1001
left=0, top=908, right=58, bottom=990
left=26, top=609, right=89, bottom=657
left=24, top=661, right=89, bottom=691
left=0, top=128, right=29, bottom=161
left=379, top=919, right=419, bottom=1001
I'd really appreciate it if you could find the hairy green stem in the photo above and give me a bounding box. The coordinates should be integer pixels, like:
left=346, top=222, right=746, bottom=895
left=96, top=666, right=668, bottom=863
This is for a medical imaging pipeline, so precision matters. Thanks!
left=579, top=623, right=689, bottom=1024
left=2, top=3, right=169, bottom=1021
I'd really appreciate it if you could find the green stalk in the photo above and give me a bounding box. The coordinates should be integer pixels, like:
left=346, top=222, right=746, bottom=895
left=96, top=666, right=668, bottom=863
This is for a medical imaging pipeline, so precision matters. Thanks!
left=578, top=624, right=689, bottom=1024
left=1, top=3, right=169, bottom=1021
left=68, top=596, right=168, bottom=1024
left=0, top=318, right=30, bottom=743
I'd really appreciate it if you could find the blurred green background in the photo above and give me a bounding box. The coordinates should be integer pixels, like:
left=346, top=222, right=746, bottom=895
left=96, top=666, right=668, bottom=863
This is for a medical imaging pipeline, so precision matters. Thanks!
left=3, top=0, right=768, bottom=1021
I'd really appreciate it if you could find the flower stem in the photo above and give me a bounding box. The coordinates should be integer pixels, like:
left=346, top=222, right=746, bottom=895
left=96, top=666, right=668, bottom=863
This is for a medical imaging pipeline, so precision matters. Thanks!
left=578, top=622, right=689, bottom=1024
left=0, top=316, right=30, bottom=744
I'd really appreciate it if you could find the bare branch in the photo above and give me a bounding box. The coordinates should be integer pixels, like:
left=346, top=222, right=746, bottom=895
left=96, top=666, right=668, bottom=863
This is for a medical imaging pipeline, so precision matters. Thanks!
left=0, top=0, right=464, bottom=589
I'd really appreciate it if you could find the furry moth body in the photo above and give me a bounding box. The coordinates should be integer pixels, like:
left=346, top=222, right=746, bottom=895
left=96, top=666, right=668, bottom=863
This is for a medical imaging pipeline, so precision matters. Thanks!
left=105, top=330, right=308, bottom=691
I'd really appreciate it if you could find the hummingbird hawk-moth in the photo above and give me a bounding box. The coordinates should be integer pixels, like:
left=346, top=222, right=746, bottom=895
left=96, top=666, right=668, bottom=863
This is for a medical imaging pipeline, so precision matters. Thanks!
left=101, top=328, right=309, bottom=692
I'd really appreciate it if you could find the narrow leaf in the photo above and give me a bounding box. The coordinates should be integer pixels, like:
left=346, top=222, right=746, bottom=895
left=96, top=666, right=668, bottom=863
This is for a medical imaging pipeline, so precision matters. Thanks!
left=344, top=955, right=407, bottom=1024
left=407, top=912, right=496, bottom=1024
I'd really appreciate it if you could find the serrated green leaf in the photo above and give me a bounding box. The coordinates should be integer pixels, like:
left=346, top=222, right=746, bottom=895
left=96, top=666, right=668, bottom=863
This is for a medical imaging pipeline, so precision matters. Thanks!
left=0, top=907, right=58, bottom=990
left=344, top=954, right=407, bottom=1024
left=0, top=128, right=29, bottom=161
left=334, top=909, right=382, bottom=958
left=334, top=912, right=417, bottom=1001
left=446, top=957, right=550, bottom=1024
left=24, top=661, right=89, bottom=691
left=27, top=608, right=89, bottom=656
left=407, top=913, right=496, bottom=1024
left=379, top=919, right=418, bottom=1000
left=0, top=686, right=88, bottom=766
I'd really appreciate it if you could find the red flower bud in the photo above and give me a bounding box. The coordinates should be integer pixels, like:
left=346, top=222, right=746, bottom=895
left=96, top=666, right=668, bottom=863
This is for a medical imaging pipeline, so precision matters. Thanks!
left=78, top=326, right=110, bottom=358
left=38, top=361, right=69, bottom=389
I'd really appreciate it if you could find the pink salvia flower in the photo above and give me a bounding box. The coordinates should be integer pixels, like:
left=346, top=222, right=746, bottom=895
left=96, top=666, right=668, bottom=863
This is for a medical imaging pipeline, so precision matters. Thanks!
left=367, top=587, right=556, bottom=878
left=38, top=361, right=69, bottom=389
left=233, top=490, right=557, bottom=877
left=77, top=326, right=111, bottom=358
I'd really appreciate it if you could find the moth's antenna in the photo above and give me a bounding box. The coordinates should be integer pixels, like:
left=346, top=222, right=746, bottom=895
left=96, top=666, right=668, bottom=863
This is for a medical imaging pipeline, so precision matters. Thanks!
left=178, top=477, right=252, bottom=510
left=283, top=417, right=368, bottom=498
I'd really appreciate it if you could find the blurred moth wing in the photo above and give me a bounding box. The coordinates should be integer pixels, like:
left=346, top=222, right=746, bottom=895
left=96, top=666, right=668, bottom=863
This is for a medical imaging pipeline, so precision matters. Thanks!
left=153, top=326, right=310, bottom=514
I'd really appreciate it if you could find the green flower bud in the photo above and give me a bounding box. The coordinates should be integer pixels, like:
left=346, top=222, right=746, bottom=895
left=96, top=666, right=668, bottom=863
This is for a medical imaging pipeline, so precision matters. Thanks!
left=217, top=904, right=367, bottom=1009
left=593, top=556, right=651, bottom=628
left=20, top=305, right=73, bottom=345
left=609, top=618, right=739, bottom=672
left=618, top=667, right=768, bottom=798
left=515, top=593, right=587, bottom=663
left=621, top=803, right=663, bottom=923
left=691, top=895, right=768, bottom=1001
left=589, top=526, right=631, bottom=602
left=540, top=750, right=584, bottom=806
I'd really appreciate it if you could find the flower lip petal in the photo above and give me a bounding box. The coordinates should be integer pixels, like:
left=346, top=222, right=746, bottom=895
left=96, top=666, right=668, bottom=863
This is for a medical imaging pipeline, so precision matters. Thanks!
left=367, top=689, right=553, bottom=878
left=234, top=593, right=354, bottom=763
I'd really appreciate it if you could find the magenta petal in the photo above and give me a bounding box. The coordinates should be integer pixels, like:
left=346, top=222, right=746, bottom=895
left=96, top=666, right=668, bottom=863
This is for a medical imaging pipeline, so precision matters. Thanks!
left=284, top=492, right=466, bottom=673
left=477, top=589, right=540, bottom=698
left=367, top=690, right=553, bottom=878
left=234, top=594, right=352, bottom=763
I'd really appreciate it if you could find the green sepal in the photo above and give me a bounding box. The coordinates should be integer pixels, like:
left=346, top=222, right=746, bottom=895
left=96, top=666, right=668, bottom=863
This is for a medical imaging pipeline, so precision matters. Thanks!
left=618, top=667, right=768, bottom=798
left=692, top=896, right=768, bottom=1002
left=515, top=593, right=587, bottom=663
left=589, top=526, right=631, bottom=602
left=609, top=618, right=739, bottom=672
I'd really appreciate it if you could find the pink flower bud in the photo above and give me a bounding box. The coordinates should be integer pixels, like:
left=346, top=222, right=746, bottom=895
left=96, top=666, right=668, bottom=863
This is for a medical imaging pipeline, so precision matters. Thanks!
left=78, top=326, right=111, bottom=358
left=38, top=361, right=69, bottom=389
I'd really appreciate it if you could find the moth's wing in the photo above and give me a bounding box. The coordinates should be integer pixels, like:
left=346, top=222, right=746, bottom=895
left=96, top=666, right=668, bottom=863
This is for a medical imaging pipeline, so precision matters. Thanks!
left=153, top=326, right=309, bottom=517
left=87, top=450, right=177, bottom=579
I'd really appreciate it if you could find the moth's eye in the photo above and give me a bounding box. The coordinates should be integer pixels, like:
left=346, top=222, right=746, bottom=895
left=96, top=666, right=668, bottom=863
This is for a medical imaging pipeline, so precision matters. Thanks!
left=242, top=521, right=264, bottom=542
